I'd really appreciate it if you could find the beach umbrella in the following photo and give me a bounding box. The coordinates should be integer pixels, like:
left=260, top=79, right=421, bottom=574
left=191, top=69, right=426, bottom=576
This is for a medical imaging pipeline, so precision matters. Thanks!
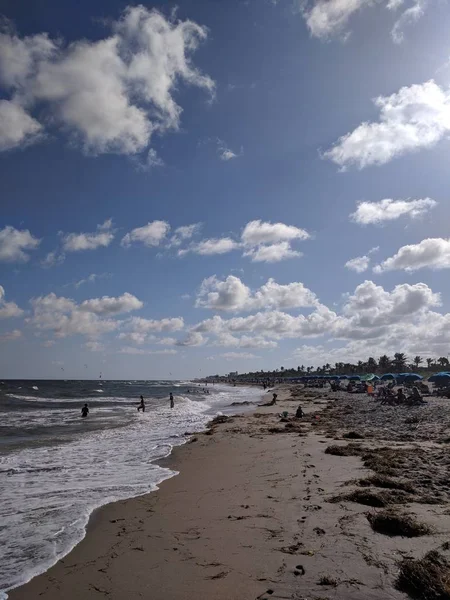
left=403, top=374, right=423, bottom=382
left=339, top=375, right=348, bottom=379
left=429, top=373, right=450, bottom=383
left=348, top=375, right=361, bottom=381
left=381, top=373, right=396, bottom=381
left=372, top=375, right=380, bottom=380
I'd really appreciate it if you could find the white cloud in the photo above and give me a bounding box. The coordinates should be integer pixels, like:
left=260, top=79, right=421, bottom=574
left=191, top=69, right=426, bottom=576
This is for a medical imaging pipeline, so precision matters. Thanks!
left=216, top=138, right=241, bottom=161
left=374, top=238, right=450, bottom=273
left=169, top=223, right=201, bottom=247
left=62, top=219, right=114, bottom=252
left=221, top=352, right=259, bottom=360
left=243, top=242, right=302, bottom=263
left=176, top=220, right=310, bottom=262
left=176, top=331, right=207, bottom=346
left=0, top=7, right=214, bottom=155
left=146, top=148, right=164, bottom=168
left=181, top=237, right=240, bottom=256
left=118, top=331, right=151, bottom=345
left=214, top=333, right=278, bottom=349
left=350, top=198, right=437, bottom=225
left=80, top=292, right=143, bottom=316
left=0, top=329, right=22, bottom=341
left=193, top=305, right=337, bottom=340
left=127, top=316, right=184, bottom=333
left=73, top=273, right=110, bottom=288
left=119, top=346, right=177, bottom=355
left=324, top=81, right=450, bottom=169
left=0, top=285, right=24, bottom=319
left=121, top=220, right=170, bottom=248
left=345, top=255, right=370, bottom=273
left=196, top=275, right=317, bottom=312
left=0, top=226, right=40, bottom=262
left=41, top=250, right=65, bottom=268
left=29, top=293, right=119, bottom=339
left=0, top=100, right=43, bottom=151
left=391, top=0, right=427, bottom=44
left=241, top=219, right=310, bottom=245
left=302, top=0, right=427, bottom=43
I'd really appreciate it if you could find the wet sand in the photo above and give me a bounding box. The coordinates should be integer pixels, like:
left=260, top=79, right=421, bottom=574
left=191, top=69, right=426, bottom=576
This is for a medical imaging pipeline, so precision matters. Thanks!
left=9, top=386, right=450, bottom=599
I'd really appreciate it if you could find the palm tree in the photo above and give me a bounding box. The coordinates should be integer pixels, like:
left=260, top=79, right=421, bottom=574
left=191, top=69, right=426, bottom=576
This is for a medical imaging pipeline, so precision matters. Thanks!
left=438, top=357, right=449, bottom=368
left=378, top=355, right=391, bottom=372
left=413, top=356, right=423, bottom=369
left=367, top=357, right=377, bottom=373
left=426, top=358, right=434, bottom=370
left=393, top=353, right=407, bottom=372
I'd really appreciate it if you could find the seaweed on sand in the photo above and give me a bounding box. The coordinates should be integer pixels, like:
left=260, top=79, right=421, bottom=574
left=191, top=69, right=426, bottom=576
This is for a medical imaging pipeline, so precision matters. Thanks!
left=396, top=550, right=450, bottom=600
left=331, top=488, right=411, bottom=507
left=324, top=443, right=363, bottom=456
left=358, top=475, right=415, bottom=493
left=368, top=510, right=431, bottom=537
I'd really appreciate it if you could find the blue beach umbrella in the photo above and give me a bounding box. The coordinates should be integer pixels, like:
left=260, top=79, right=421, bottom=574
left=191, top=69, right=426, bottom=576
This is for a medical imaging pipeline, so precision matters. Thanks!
left=429, top=373, right=450, bottom=383
left=348, top=375, right=361, bottom=381
left=381, top=373, right=396, bottom=381
left=404, top=374, right=423, bottom=382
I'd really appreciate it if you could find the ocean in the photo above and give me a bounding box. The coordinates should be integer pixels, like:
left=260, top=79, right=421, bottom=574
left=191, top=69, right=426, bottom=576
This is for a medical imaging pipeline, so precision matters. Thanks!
left=0, top=379, right=262, bottom=597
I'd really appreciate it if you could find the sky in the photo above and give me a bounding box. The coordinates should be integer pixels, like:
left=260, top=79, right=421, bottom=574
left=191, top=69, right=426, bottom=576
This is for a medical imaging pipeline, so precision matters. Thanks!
left=1, top=0, right=450, bottom=379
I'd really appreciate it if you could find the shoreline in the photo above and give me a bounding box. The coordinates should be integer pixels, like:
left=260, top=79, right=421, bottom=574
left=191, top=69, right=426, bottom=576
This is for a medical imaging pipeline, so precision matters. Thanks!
left=4, top=384, right=264, bottom=598
left=9, top=385, right=450, bottom=599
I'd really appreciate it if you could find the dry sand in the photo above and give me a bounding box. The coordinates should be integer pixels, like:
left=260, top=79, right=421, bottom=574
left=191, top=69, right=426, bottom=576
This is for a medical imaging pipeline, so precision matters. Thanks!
left=9, top=386, right=450, bottom=600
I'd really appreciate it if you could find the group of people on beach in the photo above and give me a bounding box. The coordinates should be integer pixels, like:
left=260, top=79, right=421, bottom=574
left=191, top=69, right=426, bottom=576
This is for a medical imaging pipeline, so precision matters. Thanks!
left=81, top=393, right=175, bottom=417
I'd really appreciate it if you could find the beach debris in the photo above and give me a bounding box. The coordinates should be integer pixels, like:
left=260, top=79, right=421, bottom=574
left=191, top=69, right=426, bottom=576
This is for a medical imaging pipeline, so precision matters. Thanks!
left=314, top=527, right=326, bottom=536
left=343, top=431, right=365, bottom=439
left=206, top=570, right=229, bottom=580
left=357, top=475, right=415, bottom=493
left=294, top=565, right=306, bottom=576
left=367, top=510, right=431, bottom=537
left=396, top=550, right=450, bottom=600
left=279, top=542, right=303, bottom=554
left=330, top=488, right=411, bottom=507
left=318, top=575, right=338, bottom=587
left=325, top=444, right=363, bottom=456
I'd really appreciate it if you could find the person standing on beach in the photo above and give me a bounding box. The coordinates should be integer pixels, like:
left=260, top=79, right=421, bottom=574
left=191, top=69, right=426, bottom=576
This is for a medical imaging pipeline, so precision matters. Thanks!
left=81, top=403, right=89, bottom=418
left=138, top=396, right=145, bottom=412
left=170, top=392, right=174, bottom=408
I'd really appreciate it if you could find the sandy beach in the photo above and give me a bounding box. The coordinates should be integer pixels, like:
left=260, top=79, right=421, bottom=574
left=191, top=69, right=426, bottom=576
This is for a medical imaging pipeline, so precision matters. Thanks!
left=9, top=385, right=450, bottom=600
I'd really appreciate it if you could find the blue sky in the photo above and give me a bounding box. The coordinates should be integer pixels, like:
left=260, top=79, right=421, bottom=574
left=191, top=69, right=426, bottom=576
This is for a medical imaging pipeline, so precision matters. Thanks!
left=1, top=0, right=450, bottom=379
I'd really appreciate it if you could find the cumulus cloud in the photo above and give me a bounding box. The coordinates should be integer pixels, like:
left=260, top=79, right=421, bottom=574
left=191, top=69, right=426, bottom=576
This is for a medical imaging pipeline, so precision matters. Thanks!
left=324, top=81, right=450, bottom=169
left=0, top=226, right=40, bottom=262
left=179, top=220, right=310, bottom=262
left=62, top=219, right=114, bottom=252
left=80, top=292, right=143, bottom=316
left=28, top=290, right=142, bottom=339
left=0, top=7, right=214, bottom=155
left=127, top=316, right=184, bottom=333
left=345, top=255, right=370, bottom=273
left=146, top=148, right=164, bottom=168
left=242, top=220, right=310, bottom=245
left=351, top=198, right=437, bottom=225
left=374, top=238, right=450, bottom=273
left=302, top=0, right=427, bottom=43
left=176, top=331, right=207, bottom=346
left=0, top=100, right=43, bottom=151
left=180, top=237, right=240, bottom=256
left=121, top=220, right=170, bottom=248
left=196, top=275, right=317, bottom=312
left=0, top=329, right=22, bottom=341
left=243, top=242, right=302, bottom=263
left=0, top=285, right=24, bottom=319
